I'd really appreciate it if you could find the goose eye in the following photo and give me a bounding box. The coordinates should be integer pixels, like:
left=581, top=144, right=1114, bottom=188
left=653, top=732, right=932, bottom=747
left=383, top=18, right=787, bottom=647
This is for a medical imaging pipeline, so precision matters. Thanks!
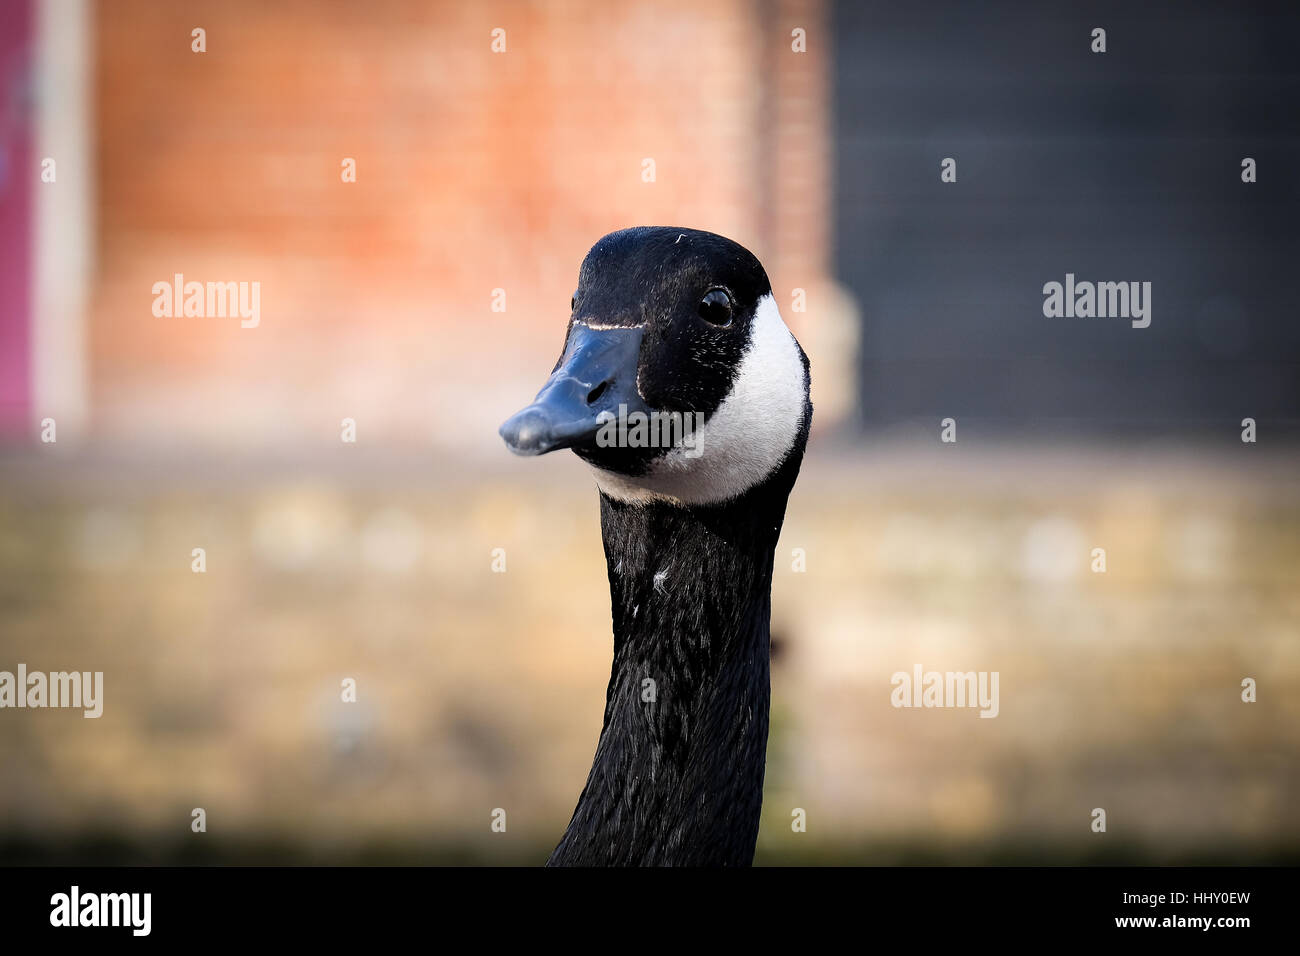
left=571, top=293, right=578, bottom=311
left=698, top=289, right=733, bottom=326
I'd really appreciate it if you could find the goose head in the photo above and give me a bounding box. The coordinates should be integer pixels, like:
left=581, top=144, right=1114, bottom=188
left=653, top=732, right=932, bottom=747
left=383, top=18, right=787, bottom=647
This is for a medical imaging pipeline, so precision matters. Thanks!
left=500, top=226, right=810, bottom=506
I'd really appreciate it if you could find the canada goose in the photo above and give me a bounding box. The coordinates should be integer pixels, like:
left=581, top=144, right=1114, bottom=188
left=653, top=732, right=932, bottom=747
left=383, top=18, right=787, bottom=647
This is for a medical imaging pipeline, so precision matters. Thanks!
left=500, top=226, right=812, bottom=866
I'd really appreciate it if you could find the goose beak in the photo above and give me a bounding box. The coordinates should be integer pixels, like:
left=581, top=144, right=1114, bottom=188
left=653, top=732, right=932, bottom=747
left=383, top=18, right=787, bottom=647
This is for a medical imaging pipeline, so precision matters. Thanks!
left=500, top=325, right=648, bottom=456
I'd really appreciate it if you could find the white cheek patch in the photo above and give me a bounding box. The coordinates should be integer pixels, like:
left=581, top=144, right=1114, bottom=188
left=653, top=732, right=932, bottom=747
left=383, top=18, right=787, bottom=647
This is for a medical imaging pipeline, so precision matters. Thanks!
left=592, top=294, right=807, bottom=506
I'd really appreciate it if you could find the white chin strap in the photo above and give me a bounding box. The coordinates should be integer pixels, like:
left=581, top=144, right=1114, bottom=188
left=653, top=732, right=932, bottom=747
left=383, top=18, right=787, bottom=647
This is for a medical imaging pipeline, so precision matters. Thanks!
left=592, top=293, right=807, bottom=506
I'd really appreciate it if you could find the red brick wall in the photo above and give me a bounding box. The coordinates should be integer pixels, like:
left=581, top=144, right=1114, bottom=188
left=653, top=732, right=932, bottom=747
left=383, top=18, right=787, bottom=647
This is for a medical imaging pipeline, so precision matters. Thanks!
left=93, top=0, right=829, bottom=449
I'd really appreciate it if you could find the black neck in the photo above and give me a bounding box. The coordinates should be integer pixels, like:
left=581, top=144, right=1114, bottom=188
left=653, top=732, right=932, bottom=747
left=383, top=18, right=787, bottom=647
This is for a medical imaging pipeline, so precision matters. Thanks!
left=547, top=453, right=803, bottom=866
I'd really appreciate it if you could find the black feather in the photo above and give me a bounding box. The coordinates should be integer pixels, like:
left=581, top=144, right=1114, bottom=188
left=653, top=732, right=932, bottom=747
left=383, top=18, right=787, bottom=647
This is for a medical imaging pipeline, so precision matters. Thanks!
left=547, top=377, right=812, bottom=867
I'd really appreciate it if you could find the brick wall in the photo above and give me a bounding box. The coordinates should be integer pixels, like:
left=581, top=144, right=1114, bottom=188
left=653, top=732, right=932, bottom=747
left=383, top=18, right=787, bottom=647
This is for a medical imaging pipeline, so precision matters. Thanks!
left=91, top=0, right=832, bottom=451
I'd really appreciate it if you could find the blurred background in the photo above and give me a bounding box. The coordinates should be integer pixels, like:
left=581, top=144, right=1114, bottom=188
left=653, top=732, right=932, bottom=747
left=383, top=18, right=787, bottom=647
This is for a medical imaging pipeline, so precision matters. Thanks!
left=0, top=0, right=1297, bottom=864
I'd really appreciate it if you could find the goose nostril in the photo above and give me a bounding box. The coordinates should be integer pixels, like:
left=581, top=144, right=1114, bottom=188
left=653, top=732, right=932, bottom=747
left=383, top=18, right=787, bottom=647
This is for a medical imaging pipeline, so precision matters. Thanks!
left=586, top=381, right=610, bottom=405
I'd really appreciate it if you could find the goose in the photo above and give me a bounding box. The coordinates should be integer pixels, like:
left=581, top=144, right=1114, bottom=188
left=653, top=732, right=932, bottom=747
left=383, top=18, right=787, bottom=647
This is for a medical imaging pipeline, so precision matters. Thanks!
left=499, top=226, right=812, bottom=866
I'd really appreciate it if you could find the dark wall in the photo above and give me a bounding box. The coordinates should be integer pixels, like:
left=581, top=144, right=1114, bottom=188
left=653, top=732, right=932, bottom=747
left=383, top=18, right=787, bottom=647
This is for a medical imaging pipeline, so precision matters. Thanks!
left=832, top=1, right=1300, bottom=437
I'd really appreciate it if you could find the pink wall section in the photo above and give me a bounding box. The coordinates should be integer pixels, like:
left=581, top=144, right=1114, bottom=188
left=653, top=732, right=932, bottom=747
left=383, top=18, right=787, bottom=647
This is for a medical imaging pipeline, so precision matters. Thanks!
left=0, top=0, right=33, bottom=435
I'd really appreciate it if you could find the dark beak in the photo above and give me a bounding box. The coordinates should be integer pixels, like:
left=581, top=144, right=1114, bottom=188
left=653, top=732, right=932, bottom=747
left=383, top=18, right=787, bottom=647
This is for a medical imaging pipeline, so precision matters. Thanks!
left=500, top=325, right=649, bottom=456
